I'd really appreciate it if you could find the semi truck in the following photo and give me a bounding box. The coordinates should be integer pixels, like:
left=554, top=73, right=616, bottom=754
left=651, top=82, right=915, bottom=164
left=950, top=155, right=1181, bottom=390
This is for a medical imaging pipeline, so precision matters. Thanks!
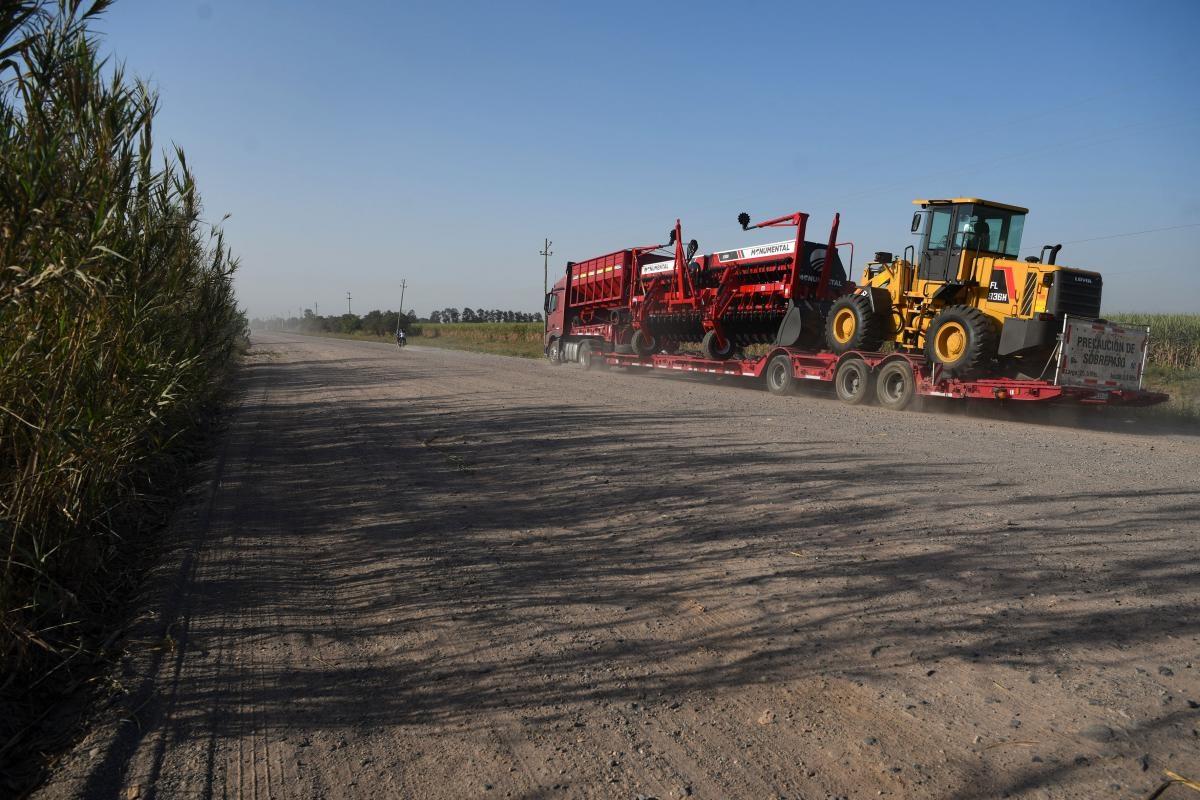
left=543, top=204, right=1168, bottom=412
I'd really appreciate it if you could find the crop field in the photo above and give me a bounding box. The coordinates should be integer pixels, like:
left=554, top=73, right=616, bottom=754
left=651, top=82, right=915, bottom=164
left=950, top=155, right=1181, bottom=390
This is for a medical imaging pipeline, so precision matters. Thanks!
left=316, top=322, right=545, bottom=358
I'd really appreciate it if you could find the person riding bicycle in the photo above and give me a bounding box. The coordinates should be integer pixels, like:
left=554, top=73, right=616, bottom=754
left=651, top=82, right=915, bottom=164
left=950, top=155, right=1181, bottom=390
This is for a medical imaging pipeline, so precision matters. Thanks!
left=396, top=329, right=407, bottom=346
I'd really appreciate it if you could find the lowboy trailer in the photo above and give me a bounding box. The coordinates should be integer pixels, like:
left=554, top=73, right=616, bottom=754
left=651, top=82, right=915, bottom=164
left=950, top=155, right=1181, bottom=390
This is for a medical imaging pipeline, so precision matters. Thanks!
left=603, top=316, right=1168, bottom=411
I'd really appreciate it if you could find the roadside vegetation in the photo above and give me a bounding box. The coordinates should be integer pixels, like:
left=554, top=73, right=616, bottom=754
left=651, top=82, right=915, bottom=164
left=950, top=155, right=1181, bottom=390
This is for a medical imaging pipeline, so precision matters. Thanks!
left=296, top=321, right=544, bottom=358
left=0, top=0, right=244, bottom=787
left=1109, top=313, right=1199, bottom=417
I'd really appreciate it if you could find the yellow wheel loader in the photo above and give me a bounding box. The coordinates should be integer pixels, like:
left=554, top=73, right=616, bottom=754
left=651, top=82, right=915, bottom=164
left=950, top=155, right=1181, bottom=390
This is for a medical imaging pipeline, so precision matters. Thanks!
left=826, top=198, right=1103, bottom=377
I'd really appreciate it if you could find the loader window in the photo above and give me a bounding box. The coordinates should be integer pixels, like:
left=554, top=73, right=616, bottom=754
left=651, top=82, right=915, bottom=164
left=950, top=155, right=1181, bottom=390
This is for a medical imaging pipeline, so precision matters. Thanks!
left=964, top=207, right=1025, bottom=257
left=927, top=208, right=953, bottom=250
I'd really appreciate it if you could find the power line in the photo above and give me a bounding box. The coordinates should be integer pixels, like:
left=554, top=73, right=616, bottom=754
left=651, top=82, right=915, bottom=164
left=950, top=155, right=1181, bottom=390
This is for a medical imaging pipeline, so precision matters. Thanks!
left=1059, top=221, right=1200, bottom=246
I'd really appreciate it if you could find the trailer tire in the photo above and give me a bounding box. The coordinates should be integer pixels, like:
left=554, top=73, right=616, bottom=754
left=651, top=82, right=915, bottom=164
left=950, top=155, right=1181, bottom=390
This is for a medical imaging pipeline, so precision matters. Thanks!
left=631, top=330, right=657, bottom=358
left=826, top=294, right=885, bottom=354
left=578, top=340, right=599, bottom=370
left=924, top=305, right=997, bottom=377
left=701, top=330, right=735, bottom=361
left=834, top=358, right=873, bottom=405
left=765, top=353, right=795, bottom=396
left=875, top=360, right=916, bottom=411
left=546, top=338, right=563, bottom=365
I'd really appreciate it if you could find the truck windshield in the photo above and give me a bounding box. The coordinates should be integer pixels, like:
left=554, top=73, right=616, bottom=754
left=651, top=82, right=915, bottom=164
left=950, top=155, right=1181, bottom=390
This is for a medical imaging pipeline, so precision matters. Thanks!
left=959, top=206, right=1025, bottom=258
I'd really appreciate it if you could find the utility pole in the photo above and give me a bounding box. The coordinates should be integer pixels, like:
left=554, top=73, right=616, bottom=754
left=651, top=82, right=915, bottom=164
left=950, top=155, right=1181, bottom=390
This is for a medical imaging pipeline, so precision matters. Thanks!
left=395, top=279, right=407, bottom=334
left=346, top=291, right=352, bottom=315
left=314, top=301, right=319, bottom=317
left=540, top=238, right=553, bottom=298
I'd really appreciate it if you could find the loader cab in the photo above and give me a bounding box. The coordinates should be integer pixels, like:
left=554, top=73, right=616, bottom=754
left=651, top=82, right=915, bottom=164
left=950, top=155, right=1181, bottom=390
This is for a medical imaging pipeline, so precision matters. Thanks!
left=912, top=198, right=1027, bottom=284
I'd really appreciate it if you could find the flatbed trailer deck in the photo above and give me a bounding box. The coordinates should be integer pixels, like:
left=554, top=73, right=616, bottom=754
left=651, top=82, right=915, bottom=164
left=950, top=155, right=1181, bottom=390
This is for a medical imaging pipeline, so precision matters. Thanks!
left=605, top=348, right=1168, bottom=411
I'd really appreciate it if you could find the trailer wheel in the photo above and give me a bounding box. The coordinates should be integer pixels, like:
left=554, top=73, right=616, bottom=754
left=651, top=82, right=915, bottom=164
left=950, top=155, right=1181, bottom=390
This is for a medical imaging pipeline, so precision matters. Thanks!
left=875, top=360, right=916, bottom=411
left=826, top=294, right=885, bottom=354
left=547, top=338, right=563, bottom=365
left=924, top=305, right=997, bottom=377
left=701, top=330, right=735, bottom=361
left=765, top=353, right=795, bottom=396
left=578, top=340, right=599, bottom=370
left=834, top=358, right=873, bottom=405
left=631, top=330, right=657, bottom=358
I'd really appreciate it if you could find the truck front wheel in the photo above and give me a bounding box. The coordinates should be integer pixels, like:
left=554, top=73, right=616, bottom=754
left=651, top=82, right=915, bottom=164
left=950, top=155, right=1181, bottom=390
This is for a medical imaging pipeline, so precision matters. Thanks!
left=547, top=338, right=562, bottom=365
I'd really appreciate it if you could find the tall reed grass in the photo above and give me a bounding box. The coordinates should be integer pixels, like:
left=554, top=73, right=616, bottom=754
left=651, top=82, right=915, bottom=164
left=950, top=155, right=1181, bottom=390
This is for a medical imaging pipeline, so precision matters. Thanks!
left=1108, top=313, right=1200, bottom=371
left=1, top=0, right=244, bottom=779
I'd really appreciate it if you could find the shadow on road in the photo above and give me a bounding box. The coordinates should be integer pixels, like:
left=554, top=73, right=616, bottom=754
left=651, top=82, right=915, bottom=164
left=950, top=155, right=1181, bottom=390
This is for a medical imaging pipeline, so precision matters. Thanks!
left=79, top=340, right=1200, bottom=799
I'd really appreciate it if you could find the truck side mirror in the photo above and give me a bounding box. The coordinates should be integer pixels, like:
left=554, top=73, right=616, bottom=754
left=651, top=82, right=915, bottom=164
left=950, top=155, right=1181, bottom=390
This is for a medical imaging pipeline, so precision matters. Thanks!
left=686, top=240, right=699, bottom=261
left=911, top=212, right=922, bottom=233
left=668, top=229, right=676, bottom=245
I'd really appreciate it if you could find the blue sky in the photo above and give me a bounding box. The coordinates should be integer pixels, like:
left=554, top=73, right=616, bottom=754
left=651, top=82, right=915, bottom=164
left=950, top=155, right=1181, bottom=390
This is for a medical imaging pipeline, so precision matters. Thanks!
left=100, top=0, right=1200, bottom=317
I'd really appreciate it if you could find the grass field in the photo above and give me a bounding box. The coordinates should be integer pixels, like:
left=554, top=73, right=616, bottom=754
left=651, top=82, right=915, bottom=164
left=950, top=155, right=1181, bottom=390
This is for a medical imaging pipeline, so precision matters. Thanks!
left=306, top=322, right=544, bottom=358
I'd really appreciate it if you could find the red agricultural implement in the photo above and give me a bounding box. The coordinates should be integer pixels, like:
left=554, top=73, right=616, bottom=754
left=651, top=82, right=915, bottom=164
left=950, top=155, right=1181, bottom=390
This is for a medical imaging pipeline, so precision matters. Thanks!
left=628, top=210, right=854, bottom=360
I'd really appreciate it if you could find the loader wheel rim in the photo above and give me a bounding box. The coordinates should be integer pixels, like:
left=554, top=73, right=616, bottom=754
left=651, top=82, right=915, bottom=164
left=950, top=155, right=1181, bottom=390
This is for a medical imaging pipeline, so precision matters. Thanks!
left=832, top=308, right=857, bottom=344
left=933, top=321, right=967, bottom=362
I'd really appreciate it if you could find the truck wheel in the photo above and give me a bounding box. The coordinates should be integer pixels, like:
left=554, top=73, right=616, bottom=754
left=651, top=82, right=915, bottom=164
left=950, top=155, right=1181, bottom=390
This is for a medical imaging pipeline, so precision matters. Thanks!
left=834, top=358, right=873, bottom=405
left=547, top=338, right=563, bottom=365
left=826, top=294, right=885, bottom=354
left=701, top=330, right=735, bottom=361
left=578, top=340, right=598, bottom=370
left=875, top=360, right=916, bottom=411
left=631, top=330, right=657, bottom=358
left=924, top=305, right=997, bottom=377
left=764, top=353, right=795, bottom=396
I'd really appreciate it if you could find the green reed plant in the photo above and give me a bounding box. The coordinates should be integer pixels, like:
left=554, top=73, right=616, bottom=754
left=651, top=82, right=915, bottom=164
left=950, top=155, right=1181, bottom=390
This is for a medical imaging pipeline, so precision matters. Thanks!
left=0, top=0, right=244, bottom=771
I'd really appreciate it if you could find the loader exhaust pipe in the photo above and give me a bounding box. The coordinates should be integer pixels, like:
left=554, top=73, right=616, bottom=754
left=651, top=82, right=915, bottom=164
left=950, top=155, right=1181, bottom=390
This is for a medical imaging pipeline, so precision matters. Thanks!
left=1038, top=244, right=1063, bottom=265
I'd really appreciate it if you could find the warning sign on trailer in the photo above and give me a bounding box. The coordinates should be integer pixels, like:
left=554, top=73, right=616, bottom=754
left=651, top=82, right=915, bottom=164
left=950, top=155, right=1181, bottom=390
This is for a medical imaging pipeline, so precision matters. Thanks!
left=1056, top=316, right=1150, bottom=391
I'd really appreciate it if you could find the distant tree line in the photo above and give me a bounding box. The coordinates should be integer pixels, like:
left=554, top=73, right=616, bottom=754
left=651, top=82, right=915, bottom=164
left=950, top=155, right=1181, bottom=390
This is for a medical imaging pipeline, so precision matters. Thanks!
left=250, top=307, right=542, bottom=334
left=428, top=308, right=541, bottom=323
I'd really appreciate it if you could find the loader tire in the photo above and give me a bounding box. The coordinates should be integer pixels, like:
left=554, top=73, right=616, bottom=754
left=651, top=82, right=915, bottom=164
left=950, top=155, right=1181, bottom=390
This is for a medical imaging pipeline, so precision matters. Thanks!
left=924, top=305, right=998, bottom=378
left=631, top=329, right=657, bottom=359
left=701, top=330, right=735, bottom=361
left=826, top=294, right=885, bottom=354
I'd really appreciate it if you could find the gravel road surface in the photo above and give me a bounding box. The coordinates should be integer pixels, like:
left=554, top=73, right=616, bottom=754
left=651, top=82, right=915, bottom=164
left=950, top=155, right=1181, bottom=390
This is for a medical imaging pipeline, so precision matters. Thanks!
left=40, top=333, right=1200, bottom=799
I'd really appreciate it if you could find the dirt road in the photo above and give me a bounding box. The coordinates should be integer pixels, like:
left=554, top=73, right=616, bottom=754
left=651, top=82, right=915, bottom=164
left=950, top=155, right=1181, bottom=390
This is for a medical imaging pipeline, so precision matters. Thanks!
left=41, top=333, right=1200, bottom=799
